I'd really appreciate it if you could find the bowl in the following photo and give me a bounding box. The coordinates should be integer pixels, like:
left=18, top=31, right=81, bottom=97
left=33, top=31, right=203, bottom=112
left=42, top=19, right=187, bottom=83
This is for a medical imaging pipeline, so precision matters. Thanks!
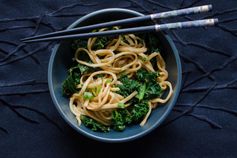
left=48, top=8, right=182, bottom=143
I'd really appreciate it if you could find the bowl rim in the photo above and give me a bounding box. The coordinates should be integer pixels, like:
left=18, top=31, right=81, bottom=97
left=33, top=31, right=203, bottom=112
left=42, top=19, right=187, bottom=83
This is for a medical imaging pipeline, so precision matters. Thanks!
left=48, top=8, right=182, bottom=143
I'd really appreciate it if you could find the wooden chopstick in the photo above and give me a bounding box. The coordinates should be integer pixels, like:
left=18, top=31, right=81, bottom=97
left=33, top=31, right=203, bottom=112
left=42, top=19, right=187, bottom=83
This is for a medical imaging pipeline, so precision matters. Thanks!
left=21, top=4, right=212, bottom=42
left=22, top=19, right=218, bottom=43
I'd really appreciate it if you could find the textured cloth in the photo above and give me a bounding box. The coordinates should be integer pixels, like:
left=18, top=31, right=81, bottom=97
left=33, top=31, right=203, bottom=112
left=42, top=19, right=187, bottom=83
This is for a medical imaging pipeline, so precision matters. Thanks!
left=0, top=0, right=237, bottom=157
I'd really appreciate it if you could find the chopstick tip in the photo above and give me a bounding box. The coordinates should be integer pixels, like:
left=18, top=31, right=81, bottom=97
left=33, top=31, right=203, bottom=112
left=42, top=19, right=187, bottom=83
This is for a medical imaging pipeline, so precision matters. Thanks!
left=20, top=38, right=26, bottom=42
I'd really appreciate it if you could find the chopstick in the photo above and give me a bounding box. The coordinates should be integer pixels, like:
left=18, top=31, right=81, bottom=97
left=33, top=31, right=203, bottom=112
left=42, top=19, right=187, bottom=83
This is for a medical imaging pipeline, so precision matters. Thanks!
left=21, top=4, right=212, bottom=42
left=22, top=19, right=218, bottom=43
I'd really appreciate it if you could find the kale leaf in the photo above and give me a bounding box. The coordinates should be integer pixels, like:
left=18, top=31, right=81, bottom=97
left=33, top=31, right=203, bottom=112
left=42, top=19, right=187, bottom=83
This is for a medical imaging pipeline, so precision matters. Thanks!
left=112, top=69, right=162, bottom=131
left=62, top=63, right=94, bottom=97
left=117, top=69, right=162, bottom=101
left=80, top=115, right=110, bottom=132
left=136, top=68, right=158, bottom=83
left=144, top=82, right=162, bottom=100
left=77, top=63, right=92, bottom=74
left=136, top=69, right=162, bottom=100
left=117, top=75, right=141, bottom=97
left=62, top=65, right=81, bottom=96
left=112, top=109, right=132, bottom=131
left=131, top=101, right=149, bottom=123
left=136, top=84, right=146, bottom=101
left=93, top=37, right=110, bottom=50
left=111, top=101, right=149, bottom=131
left=112, top=110, right=126, bottom=131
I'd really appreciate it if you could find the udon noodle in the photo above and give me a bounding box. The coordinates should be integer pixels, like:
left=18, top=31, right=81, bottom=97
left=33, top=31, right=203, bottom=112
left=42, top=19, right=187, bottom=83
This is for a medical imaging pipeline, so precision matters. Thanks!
left=68, top=28, right=173, bottom=129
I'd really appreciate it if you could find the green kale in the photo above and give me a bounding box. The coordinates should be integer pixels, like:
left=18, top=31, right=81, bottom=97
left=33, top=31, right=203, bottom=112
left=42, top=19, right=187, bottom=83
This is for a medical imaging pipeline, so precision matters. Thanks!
left=93, top=36, right=109, bottom=50
left=112, top=109, right=132, bottom=131
left=77, top=63, right=92, bottom=75
left=62, top=75, right=78, bottom=97
left=80, top=115, right=110, bottom=132
left=92, top=28, right=118, bottom=50
left=112, top=110, right=126, bottom=131
left=136, top=84, right=146, bottom=101
left=136, top=68, right=158, bottom=83
left=117, top=75, right=141, bottom=97
left=111, top=101, right=149, bottom=131
left=120, top=109, right=133, bottom=124
left=62, top=65, right=81, bottom=96
left=131, top=101, right=149, bottom=123
left=136, top=69, right=162, bottom=100
left=112, top=70, right=154, bottom=131
left=144, top=82, right=162, bottom=100
left=117, top=69, right=162, bottom=101
left=62, top=63, right=94, bottom=97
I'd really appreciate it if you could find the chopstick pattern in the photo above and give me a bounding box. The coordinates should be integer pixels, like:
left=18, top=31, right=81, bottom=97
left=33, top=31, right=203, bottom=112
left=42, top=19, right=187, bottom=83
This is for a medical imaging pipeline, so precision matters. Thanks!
left=151, top=4, right=212, bottom=19
left=21, top=4, right=217, bottom=43
left=155, top=19, right=217, bottom=31
left=22, top=18, right=218, bottom=43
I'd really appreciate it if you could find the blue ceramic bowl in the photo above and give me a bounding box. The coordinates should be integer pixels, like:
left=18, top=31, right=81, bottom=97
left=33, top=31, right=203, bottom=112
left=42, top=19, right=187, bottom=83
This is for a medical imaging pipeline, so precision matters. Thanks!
left=48, top=8, right=182, bottom=143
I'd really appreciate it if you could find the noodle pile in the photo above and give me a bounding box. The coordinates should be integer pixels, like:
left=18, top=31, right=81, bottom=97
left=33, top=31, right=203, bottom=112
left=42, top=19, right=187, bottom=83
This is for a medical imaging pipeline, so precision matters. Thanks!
left=68, top=28, right=173, bottom=129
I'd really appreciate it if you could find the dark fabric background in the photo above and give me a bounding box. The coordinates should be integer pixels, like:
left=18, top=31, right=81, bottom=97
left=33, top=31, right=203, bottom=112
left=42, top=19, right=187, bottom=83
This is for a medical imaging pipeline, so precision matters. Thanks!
left=0, top=0, right=237, bottom=157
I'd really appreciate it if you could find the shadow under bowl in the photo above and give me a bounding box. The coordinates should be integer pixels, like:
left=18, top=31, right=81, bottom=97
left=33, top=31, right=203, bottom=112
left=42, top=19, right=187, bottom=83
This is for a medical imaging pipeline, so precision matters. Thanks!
left=48, top=8, right=182, bottom=143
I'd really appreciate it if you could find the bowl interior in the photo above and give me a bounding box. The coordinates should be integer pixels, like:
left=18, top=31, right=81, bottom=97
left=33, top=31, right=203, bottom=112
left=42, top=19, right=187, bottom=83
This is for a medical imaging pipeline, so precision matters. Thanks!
left=48, top=8, right=182, bottom=142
